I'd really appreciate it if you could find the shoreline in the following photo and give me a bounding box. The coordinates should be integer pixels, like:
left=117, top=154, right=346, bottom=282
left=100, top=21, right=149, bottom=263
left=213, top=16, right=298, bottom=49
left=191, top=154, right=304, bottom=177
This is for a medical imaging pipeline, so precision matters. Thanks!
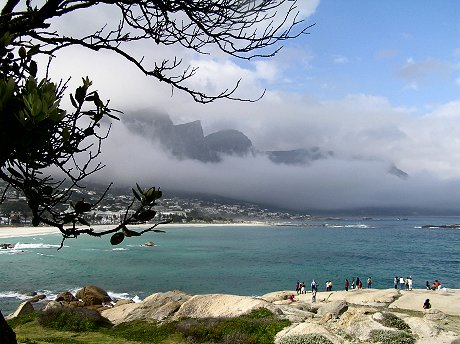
left=0, top=221, right=268, bottom=239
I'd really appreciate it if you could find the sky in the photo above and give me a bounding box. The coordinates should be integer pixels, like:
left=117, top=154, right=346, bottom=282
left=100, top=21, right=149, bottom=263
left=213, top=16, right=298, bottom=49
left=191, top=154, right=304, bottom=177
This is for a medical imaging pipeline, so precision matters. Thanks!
left=43, top=1, right=460, bottom=213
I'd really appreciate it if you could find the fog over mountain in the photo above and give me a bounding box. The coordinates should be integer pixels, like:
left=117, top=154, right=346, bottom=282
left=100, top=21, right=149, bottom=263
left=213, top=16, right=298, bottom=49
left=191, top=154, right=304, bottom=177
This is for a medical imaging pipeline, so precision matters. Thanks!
left=88, top=110, right=460, bottom=214
left=41, top=2, right=460, bottom=214
left=123, top=113, right=254, bottom=163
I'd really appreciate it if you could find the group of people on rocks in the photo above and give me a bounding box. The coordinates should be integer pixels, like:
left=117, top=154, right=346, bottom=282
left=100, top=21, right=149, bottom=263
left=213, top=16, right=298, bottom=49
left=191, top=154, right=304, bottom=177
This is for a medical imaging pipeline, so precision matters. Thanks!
left=297, top=276, right=445, bottom=294
left=296, top=277, right=374, bottom=294
left=394, top=276, right=413, bottom=290
left=295, top=280, right=322, bottom=294
left=295, top=280, right=307, bottom=294
left=427, top=280, right=442, bottom=290
left=345, top=277, right=371, bottom=290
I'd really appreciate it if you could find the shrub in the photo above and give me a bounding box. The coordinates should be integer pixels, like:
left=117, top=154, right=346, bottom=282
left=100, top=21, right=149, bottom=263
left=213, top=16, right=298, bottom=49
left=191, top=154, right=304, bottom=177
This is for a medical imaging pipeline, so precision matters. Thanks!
left=38, top=307, right=112, bottom=332
left=15, top=337, right=38, bottom=344
left=173, top=308, right=290, bottom=344
left=109, top=320, right=177, bottom=344
left=222, top=331, right=258, bottom=344
left=279, top=334, right=333, bottom=344
left=214, top=308, right=290, bottom=344
left=7, top=312, right=38, bottom=328
left=107, top=308, right=290, bottom=344
left=377, top=313, right=411, bottom=331
left=369, top=329, right=416, bottom=344
left=247, top=308, right=275, bottom=319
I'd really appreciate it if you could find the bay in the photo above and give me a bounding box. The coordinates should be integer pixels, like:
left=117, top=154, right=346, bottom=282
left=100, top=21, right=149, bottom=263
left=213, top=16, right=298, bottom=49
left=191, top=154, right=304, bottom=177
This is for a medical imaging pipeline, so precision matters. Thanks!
left=1, top=216, right=459, bottom=315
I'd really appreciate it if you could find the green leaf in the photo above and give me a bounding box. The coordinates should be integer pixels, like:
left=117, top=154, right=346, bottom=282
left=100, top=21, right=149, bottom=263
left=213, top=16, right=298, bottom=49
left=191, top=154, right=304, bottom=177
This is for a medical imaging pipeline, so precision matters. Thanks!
left=74, top=201, right=92, bottom=213
left=32, top=217, right=40, bottom=227
left=29, top=60, right=37, bottom=77
left=70, top=94, right=78, bottom=108
left=122, top=226, right=141, bottom=237
left=83, top=127, right=94, bottom=136
left=75, top=86, right=86, bottom=105
left=132, top=189, right=141, bottom=201
left=78, top=217, right=90, bottom=226
left=106, top=113, right=120, bottom=121
left=154, top=189, right=162, bottom=199
left=18, top=46, right=26, bottom=59
left=110, top=232, right=125, bottom=245
left=42, top=186, right=53, bottom=195
left=136, top=209, right=157, bottom=222
left=93, top=112, right=103, bottom=123
left=7, top=167, right=23, bottom=179
left=27, top=45, right=40, bottom=56
left=27, top=198, right=39, bottom=212
left=61, top=127, right=70, bottom=142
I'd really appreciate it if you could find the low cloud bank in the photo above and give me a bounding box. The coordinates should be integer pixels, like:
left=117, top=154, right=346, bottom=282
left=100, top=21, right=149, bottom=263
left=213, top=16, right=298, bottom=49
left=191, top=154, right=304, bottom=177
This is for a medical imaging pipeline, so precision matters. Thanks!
left=92, top=123, right=460, bottom=213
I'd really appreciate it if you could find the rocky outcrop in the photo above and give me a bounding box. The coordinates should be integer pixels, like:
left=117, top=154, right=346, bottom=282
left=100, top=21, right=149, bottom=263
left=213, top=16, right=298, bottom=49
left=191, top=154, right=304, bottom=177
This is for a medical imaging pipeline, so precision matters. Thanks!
left=102, top=290, right=191, bottom=325
left=7, top=301, right=34, bottom=320
left=172, top=294, right=274, bottom=320
left=27, top=294, right=46, bottom=303
left=76, top=285, right=112, bottom=306
left=123, top=114, right=253, bottom=162
left=0, top=243, right=15, bottom=249
left=389, top=289, right=460, bottom=316
left=7, top=287, right=460, bottom=343
left=267, top=147, right=332, bottom=165
left=204, top=129, right=253, bottom=159
left=43, top=301, right=65, bottom=312
left=55, top=291, right=78, bottom=303
left=340, top=307, right=387, bottom=341
left=316, top=300, right=348, bottom=318
left=275, top=322, right=341, bottom=344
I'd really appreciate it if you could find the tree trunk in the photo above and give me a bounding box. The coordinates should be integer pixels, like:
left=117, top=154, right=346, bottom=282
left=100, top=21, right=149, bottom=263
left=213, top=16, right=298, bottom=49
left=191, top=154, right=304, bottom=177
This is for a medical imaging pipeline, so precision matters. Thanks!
left=0, top=311, right=17, bottom=344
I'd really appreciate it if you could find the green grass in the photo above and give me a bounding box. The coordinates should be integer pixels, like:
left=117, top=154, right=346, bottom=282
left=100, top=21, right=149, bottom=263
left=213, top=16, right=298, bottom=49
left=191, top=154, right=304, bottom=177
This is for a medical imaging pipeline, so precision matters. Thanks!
left=10, top=308, right=290, bottom=344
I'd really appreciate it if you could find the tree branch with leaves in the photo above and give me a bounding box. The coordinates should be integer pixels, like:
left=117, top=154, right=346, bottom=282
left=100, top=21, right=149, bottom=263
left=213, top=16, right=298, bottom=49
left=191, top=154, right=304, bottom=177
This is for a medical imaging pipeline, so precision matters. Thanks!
left=0, top=0, right=312, bottom=246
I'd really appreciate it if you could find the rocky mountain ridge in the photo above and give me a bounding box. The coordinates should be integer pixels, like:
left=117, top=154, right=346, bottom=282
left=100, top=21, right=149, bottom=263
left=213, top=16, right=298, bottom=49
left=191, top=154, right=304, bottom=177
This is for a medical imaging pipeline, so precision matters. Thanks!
left=123, top=113, right=337, bottom=166
left=123, top=112, right=410, bottom=178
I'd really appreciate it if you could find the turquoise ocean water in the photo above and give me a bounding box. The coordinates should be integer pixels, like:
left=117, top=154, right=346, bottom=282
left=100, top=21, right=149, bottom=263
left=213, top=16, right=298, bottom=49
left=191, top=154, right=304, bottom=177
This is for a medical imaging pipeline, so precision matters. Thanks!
left=1, top=216, right=459, bottom=315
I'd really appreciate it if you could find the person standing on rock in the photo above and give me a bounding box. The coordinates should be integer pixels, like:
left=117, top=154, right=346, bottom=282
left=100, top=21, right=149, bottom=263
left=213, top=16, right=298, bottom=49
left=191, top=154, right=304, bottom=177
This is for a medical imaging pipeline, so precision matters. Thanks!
left=400, top=276, right=405, bottom=289
left=311, top=279, right=317, bottom=292
left=345, top=279, right=349, bottom=291
left=394, top=276, right=399, bottom=289
left=351, top=277, right=356, bottom=289
left=367, top=277, right=372, bottom=288
left=408, top=276, right=413, bottom=291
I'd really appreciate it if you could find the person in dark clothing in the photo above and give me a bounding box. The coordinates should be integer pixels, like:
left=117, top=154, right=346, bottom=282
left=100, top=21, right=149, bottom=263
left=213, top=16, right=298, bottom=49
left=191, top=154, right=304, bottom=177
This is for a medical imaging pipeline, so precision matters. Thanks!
left=423, top=299, right=431, bottom=309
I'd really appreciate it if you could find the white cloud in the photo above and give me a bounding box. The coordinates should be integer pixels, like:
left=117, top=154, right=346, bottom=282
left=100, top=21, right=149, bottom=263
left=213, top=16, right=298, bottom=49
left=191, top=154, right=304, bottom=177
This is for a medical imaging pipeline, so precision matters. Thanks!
left=30, top=0, right=460, bottom=212
left=398, top=57, right=453, bottom=82
left=93, top=113, right=460, bottom=212
left=333, top=55, right=349, bottom=64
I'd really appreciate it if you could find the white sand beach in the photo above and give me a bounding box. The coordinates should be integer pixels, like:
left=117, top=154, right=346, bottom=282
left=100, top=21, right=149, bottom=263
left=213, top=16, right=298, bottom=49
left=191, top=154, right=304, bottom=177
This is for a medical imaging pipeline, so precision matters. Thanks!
left=0, top=226, right=62, bottom=238
left=0, top=222, right=266, bottom=239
